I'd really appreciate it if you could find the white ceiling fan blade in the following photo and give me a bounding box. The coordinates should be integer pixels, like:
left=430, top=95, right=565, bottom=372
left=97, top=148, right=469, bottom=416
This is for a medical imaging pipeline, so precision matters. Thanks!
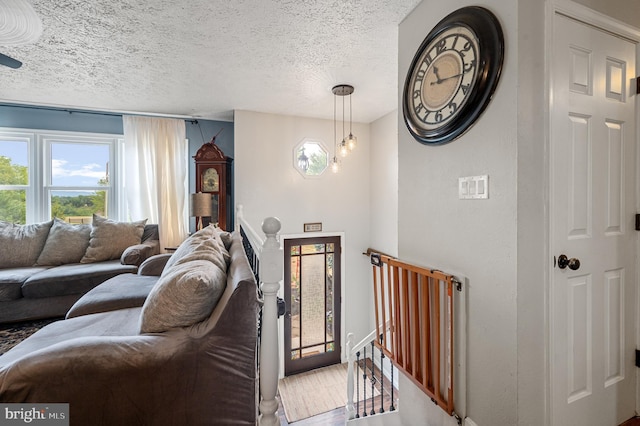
left=0, top=52, right=22, bottom=69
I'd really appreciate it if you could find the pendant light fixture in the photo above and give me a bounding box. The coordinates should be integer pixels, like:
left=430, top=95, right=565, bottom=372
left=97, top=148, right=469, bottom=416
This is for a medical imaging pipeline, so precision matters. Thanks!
left=331, top=86, right=341, bottom=173
left=332, top=84, right=356, bottom=171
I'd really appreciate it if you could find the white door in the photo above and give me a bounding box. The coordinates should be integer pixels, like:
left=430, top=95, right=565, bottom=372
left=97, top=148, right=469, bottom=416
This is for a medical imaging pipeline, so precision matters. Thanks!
left=550, top=12, right=637, bottom=426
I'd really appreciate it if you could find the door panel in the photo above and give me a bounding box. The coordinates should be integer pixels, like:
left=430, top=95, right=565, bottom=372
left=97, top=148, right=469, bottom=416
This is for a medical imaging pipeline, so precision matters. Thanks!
left=550, top=13, right=637, bottom=426
left=284, top=236, right=341, bottom=376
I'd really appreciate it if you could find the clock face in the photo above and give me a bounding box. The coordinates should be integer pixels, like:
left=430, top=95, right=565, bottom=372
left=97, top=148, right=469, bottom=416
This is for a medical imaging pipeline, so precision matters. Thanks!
left=403, top=6, right=504, bottom=145
left=407, top=26, right=479, bottom=130
left=202, top=167, right=219, bottom=192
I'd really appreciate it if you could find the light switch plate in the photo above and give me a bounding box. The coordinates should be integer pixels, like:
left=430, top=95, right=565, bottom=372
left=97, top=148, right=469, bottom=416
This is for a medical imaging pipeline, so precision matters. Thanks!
left=459, top=175, right=489, bottom=199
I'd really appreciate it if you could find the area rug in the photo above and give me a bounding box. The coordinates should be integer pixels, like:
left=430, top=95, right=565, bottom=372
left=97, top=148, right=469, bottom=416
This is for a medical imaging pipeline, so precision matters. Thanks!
left=278, top=362, right=380, bottom=423
left=0, top=318, right=62, bottom=356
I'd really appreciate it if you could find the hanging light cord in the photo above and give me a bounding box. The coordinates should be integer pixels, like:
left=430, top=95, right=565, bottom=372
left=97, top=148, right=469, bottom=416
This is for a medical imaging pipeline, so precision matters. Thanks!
left=342, top=92, right=346, bottom=142
left=349, top=93, right=353, bottom=134
left=334, top=91, right=337, bottom=156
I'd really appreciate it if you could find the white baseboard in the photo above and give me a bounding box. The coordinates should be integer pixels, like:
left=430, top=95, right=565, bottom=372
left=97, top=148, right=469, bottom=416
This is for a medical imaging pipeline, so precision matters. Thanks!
left=465, top=418, right=479, bottom=426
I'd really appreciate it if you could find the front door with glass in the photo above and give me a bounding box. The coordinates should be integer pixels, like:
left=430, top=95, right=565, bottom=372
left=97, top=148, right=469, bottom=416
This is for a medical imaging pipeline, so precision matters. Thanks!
left=284, top=236, right=341, bottom=376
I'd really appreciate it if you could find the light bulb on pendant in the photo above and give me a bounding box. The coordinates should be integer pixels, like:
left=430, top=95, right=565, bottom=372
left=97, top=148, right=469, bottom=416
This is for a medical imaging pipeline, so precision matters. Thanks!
left=331, top=156, right=340, bottom=173
left=339, top=140, right=349, bottom=157
left=345, top=133, right=357, bottom=151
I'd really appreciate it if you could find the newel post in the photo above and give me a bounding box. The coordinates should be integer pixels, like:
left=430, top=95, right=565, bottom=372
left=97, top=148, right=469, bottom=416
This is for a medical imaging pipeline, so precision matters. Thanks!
left=258, top=217, right=283, bottom=426
left=346, top=332, right=356, bottom=419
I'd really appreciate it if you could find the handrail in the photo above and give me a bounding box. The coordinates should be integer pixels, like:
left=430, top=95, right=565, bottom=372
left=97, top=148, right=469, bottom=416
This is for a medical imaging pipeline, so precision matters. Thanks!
left=236, top=205, right=283, bottom=426
left=349, top=320, right=392, bottom=355
left=236, top=204, right=265, bottom=252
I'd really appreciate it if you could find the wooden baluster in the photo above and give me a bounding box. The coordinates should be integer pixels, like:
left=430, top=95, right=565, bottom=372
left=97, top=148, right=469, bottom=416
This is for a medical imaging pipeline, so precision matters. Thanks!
left=346, top=333, right=356, bottom=419
left=258, top=217, right=283, bottom=426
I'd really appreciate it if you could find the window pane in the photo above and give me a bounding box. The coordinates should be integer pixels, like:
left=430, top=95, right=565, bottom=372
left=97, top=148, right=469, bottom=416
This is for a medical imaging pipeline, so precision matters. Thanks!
left=51, top=190, right=107, bottom=221
left=0, top=141, right=28, bottom=185
left=51, top=143, right=109, bottom=187
left=0, top=189, right=26, bottom=223
left=301, top=244, right=325, bottom=255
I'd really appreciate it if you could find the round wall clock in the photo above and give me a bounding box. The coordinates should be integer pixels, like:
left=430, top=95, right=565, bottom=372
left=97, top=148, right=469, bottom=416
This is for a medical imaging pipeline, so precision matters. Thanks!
left=402, top=6, right=504, bottom=145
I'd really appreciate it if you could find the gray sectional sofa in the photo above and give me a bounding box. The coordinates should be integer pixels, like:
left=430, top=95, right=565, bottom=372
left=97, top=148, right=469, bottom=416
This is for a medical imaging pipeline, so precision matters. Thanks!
left=0, top=216, right=160, bottom=324
left=0, top=227, right=261, bottom=425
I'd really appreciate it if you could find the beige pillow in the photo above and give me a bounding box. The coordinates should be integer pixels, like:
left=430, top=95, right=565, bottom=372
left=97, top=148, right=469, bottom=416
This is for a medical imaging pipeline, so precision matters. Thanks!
left=163, top=225, right=225, bottom=273
left=37, top=218, right=91, bottom=266
left=0, top=220, right=53, bottom=268
left=139, top=259, right=227, bottom=333
left=80, top=214, right=147, bottom=263
left=214, top=227, right=233, bottom=250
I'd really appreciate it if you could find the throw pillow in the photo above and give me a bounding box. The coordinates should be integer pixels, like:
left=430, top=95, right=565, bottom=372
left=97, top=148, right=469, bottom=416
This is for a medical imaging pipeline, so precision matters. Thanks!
left=0, top=220, right=53, bottom=268
left=162, top=225, right=226, bottom=273
left=36, top=218, right=91, bottom=266
left=214, top=227, right=233, bottom=250
left=80, top=214, right=147, bottom=263
left=139, top=259, right=227, bottom=333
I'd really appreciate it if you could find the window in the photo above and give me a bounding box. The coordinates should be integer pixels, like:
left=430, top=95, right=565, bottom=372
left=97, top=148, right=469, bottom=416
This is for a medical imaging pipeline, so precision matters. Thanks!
left=293, top=139, right=329, bottom=177
left=0, top=129, right=124, bottom=224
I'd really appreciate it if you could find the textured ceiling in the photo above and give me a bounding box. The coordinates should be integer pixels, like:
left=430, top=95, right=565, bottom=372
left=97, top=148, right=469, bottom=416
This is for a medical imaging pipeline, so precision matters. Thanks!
left=0, top=0, right=422, bottom=123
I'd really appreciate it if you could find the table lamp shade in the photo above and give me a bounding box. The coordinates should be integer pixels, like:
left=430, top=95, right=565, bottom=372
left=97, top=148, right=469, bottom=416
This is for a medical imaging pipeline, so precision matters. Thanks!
left=190, top=193, right=212, bottom=217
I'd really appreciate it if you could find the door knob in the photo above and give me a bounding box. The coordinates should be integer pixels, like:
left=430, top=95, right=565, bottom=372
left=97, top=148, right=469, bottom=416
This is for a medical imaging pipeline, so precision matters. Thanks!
left=557, top=254, right=580, bottom=270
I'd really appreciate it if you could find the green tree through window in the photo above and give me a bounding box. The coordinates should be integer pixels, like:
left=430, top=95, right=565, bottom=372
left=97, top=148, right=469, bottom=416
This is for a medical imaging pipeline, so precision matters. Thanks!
left=0, top=156, right=28, bottom=223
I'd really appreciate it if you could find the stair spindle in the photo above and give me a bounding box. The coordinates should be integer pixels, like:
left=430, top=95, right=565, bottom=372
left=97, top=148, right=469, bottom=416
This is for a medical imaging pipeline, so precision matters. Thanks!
left=390, top=362, right=395, bottom=411
left=380, top=349, right=385, bottom=413
left=363, top=346, right=367, bottom=417
left=356, top=351, right=360, bottom=418
left=370, top=342, right=375, bottom=415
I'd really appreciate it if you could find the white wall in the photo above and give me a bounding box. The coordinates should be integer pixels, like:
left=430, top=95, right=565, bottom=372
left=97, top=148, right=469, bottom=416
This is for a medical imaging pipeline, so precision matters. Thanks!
left=369, top=110, right=399, bottom=258
left=234, top=110, right=373, bottom=344
left=398, top=1, right=528, bottom=425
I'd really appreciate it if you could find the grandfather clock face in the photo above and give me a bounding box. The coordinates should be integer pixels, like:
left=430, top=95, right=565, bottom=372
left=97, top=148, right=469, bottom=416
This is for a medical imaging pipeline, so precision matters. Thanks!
left=202, top=168, right=219, bottom=192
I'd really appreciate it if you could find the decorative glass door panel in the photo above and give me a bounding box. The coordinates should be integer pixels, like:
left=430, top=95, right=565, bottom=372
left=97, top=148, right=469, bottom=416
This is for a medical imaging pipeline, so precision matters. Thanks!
left=284, top=236, right=341, bottom=375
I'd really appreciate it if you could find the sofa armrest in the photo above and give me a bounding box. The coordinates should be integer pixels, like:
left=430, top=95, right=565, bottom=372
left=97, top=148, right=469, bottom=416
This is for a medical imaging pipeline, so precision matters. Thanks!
left=120, top=240, right=160, bottom=267
left=137, top=253, right=172, bottom=276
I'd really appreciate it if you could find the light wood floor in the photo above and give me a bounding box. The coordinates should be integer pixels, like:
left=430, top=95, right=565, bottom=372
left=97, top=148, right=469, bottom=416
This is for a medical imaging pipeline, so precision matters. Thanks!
left=278, top=358, right=398, bottom=425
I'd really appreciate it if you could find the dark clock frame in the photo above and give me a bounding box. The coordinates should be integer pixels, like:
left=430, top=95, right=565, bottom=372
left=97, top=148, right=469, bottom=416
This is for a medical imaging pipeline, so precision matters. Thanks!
left=194, top=142, right=233, bottom=231
left=402, top=6, right=504, bottom=145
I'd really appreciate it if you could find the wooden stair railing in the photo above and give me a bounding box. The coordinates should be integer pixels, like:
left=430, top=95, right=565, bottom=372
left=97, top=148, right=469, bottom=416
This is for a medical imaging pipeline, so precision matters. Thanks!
left=369, top=250, right=459, bottom=417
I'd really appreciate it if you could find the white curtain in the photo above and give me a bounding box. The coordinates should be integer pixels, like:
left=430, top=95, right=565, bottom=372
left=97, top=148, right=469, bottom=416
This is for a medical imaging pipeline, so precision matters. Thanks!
left=123, top=115, right=188, bottom=251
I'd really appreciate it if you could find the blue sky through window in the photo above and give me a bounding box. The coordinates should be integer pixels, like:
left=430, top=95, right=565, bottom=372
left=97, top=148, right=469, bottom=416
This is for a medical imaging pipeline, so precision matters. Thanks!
left=51, top=143, right=109, bottom=187
left=1, top=140, right=109, bottom=187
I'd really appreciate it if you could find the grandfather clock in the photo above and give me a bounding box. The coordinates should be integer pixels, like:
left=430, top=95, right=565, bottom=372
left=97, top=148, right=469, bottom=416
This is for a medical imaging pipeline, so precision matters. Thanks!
left=193, top=140, right=233, bottom=231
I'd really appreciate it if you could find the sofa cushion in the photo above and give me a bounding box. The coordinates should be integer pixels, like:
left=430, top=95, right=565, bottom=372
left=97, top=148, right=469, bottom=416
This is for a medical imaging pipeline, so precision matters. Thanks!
left=120, top=242, right=156, bottom=266
left=140, top=259, right=226, bottom=333
left=162, top=225, right=227, bottom=273
left=0, top=220, right=53, bottom=268
left=0, top=267, right=51, bottom=301
left=36, top=218, right=91, bottom=266
left=22, top=260, right=138, bottom=299
left=81, top=215, right=147, bottom=263
left=66, top=273, right=159, bottom=318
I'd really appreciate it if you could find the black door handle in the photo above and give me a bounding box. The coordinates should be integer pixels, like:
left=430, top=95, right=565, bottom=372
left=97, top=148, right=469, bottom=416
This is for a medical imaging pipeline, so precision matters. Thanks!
left=557, top=254, right=580, bottom=270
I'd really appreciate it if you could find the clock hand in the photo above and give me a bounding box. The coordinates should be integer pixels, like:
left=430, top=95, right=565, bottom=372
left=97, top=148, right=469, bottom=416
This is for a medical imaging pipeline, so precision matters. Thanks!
left=432, top=66, right=442, bottom=83
left=430, top=72, right=465, bottom=85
